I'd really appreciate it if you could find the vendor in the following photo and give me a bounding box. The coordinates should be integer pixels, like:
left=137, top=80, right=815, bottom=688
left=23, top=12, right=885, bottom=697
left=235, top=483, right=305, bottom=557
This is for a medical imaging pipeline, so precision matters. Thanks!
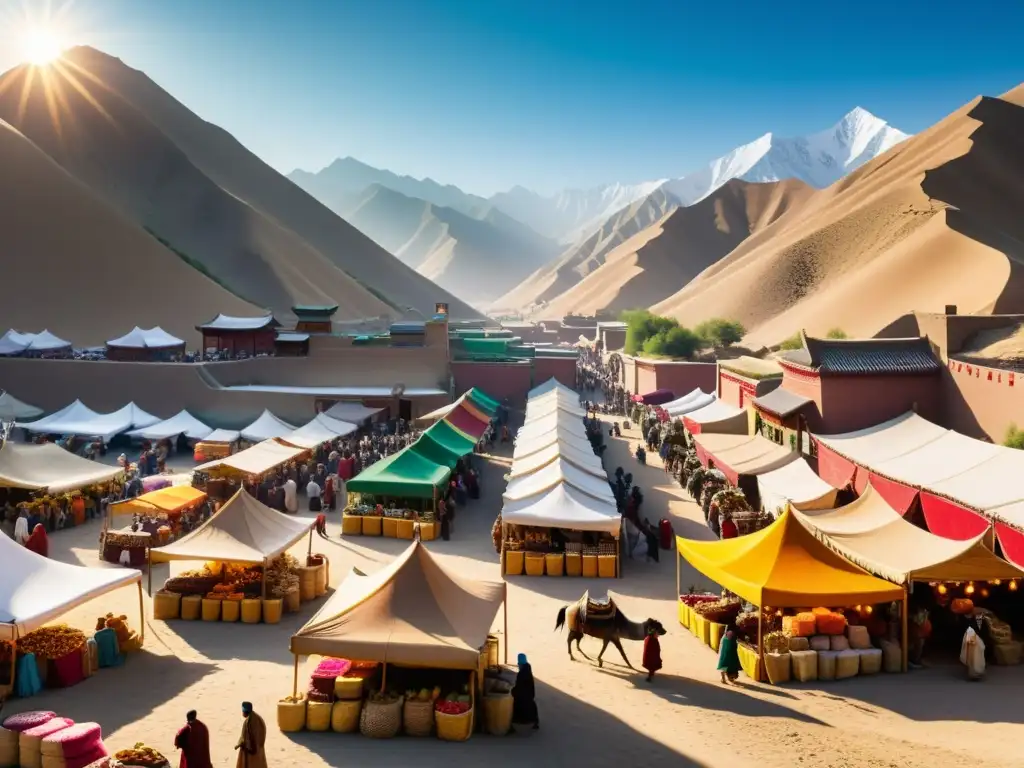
left=24, top=523, right=49, bottom=558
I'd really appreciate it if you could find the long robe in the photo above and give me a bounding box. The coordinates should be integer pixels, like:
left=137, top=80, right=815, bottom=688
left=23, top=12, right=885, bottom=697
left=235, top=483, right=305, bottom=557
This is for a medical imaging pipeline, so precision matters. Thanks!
left=174, top=719, right=212, bottom=768
left=511, top=663, right=538, bottom=725
left=235, top=712, right=268, bottom=768
left=642, top=634, right=663, bottom=673
left=24, top=524, right=48, bottom=558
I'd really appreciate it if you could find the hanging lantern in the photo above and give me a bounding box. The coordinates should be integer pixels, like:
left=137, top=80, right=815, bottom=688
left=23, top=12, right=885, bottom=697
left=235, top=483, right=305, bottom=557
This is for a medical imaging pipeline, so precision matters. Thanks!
left=937, top=584, right=948, bottom=595
left=1010, top=580, right=1019, bottom=592
left=992, top=579, right=1002, bottom=586
left=965, top=582, right=976, bottom=595
left=980, top=588, right=990, bottom=598
left=863, top=605, right=873, bottom=615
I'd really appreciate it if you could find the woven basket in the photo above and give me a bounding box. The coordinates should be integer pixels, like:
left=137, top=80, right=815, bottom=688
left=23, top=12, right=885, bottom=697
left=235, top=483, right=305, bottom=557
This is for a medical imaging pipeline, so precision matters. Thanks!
left=276, top=698, right=306, bottom=733
left=483, top=694, right=513, bottom=736
left=333, top=677, right=365, bottom=701
left=330, top=700, right=361, bottom=734
left=152, top=591, right=180, bottom=620
left=201, top=599, right=221, bottom=622
left=504, top=551, right=524, bottom=576
left=221, top=600, right=240, bottom=623
left=284, top=588, right=301, bottom=614
left=312, top=558, right=329, bottom=596
left=297, top=567, right=317, bottom=602
left=305, top=701, right=332, bottom=732
left=402, top=699, right=435, bottom=737
left=764, top=652, right=791, bottom=685
left=240, top=599, right=261, bottom=624
left=359, top=697, right=402, bottom=739
left=524, top=554, right=545, bottom=576
left=262, top=599, right=283, bottom=625
left=180, top=596, right=201, bottom=620
left=435, top=708, right=473, bottom=742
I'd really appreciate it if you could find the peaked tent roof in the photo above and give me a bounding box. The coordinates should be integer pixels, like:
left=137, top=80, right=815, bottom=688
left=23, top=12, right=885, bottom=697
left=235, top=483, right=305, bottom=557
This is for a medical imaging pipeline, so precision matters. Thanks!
left=514, top=425, right=586, bottom=459
left=758, top=457, right=838, bottom=515
left=443, top=402, right=491, bottom=439
left=109, top=485, right=207, bottom=518
left=19, top=400, right=160, bottom=440
left=682, top=399, right=747, bottom=435
left=0, top=330, right=34, bottom=356
left=502, top=483, right=621, bottom=534
left=693, top=433, right=798, bottom=483
left=278, top=413, right=358, bottom=449
left=0, top=533, right=141, bottom=640
left=239, top=409, right=296, bottom=442
left=323, top=402, right=384, bottom=423
left=466, top=388, right=499, bottom=415
left=528, top=378, right=576, bottom=399
left=0, top=442, right=123, bottom=493
left=0, top=391, right=43, bottom=420
left=518, top=412, right=586, bottom=442
left=814, top=411, right=948, bottom=466
left=197, top=313, right=279, bottom=331
left=195, top=438, right=307, bottom=475
left=796, top=484, right=1023, bottom=585
left=203, top=428, right=242, bottom=444
left=662, top=388, right=703, bottom=411
left=525, top=395, right=586, bottom=420
left=675, top=507, right=904, bottom=607
left=410, top=420, right=477, bottom=468
left=24, top=330, right=72, bottom=352
left=127, top=410, right=213, bottom=441
left=106, top=326, right=186, bottom=349
left=508, top=439, right=605, bottom=479
left=667, top=391, right=717, bottom=417
left=151, top=489, right=312, bottom=564
left=347, top=446, right=452, bottom=498
left=290, top=540, right=505, bottom=668
left=503, top=457, right=614, bottom=503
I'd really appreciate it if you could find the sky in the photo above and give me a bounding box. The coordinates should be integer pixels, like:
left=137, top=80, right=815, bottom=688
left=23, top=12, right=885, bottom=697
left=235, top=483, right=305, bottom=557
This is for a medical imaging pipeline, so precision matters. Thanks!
left=1, top=0, right=1021, bottom=196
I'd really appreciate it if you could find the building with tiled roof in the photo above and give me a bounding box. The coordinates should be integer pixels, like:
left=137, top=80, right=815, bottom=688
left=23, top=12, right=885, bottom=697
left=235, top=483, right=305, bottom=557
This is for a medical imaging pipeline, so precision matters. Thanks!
left=779, top=333, right=941, bottom=376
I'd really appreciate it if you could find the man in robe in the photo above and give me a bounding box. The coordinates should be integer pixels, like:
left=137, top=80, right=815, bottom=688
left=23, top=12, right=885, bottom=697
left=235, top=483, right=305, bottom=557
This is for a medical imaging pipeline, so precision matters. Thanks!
left=174, top=710, right=211, bottom=768
left=235, top=702, right=267, bottom=768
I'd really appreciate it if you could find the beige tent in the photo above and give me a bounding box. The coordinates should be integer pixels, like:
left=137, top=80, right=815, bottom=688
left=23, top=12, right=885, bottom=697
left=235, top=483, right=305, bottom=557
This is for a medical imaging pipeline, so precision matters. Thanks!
left=291, top=540, right=506, bottom=672
left=796, top=484, right=1024, bottom=585
left=151, top=490, right=312, bottom=566
left=682, top=399, right=748, bottom=435
left=195, top=439, right=307, bottom=475
left=0, top=442, right=123, bottom=493
left=757, top=457, right=839, bottom=516
left=508, top=439, right=605, bottom=479
left=693, top=433, right=798, bottom=482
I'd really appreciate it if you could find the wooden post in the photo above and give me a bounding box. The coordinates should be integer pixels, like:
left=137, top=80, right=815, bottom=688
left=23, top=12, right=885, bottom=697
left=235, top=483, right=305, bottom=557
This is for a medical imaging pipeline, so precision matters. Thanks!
left=470, top=670, right=477, bottom=733
left=756, top=607, right=764, bottom=681
left=307, top=529, right=312, bottom=558
left=292, top=656, right=299, bottom=697
left=503, top=582, right=509, bottom=664
left=675, top=541, right=680, bottom=602
left=147, top=550, right=153, bottom=595
left=260, top=559, right=267, bottom=600
left=380, top=662, right=387, bottom=693
left=8, top=634, right=16, bottom=695
left=902, top=592, right=909, bottom=673
left=137, top=581, right=145, bottom=643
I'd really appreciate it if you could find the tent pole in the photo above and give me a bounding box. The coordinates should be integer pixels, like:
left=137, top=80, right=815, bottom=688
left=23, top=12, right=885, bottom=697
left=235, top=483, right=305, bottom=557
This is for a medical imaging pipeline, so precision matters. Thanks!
left=675, top=541, right=680, bottom=603
left=380, top=663, right=387, bottom=693
left=261, top=559, right=267, bottom=601
left=902, top=592, right=909, bottom=673
left=9, top=632, right=18, bottom=693
left=292, top=656, right=299, bottom=698
left=307, top=529, right=312, bottom=559
left=147, top=550, right=153, bottom=595
left=137, top=581, right=145, bottom=644
left=503, top=582, right=509, bottom=664
left=756, top=607, right=764, bottom=681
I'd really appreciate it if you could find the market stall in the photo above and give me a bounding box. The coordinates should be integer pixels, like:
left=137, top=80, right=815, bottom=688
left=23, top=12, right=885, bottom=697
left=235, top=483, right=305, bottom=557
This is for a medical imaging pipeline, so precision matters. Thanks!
left=277, top=413, right=359, bottom=450
left=343, top=447, right=450, bottom=539
left=193, top=429, right=241, bottom=462
left=104, top=485, right=208, bottom=565
left=18, top=400, right=159, bottom=441
left=285, top=540, right=508, bottom=740
left=239, top=410, right=296, bottom=443
left=1, top=532, right=143, bottom=698
left=676, top=507, right=905, bottom=684
left=508, top=439, right=604, bottom=479
left=409, top=419, right=478, bottom=469
left=0, top=390, right=42, bottom=421
left=757, top=457, right=839, bottom=516
left=528, top=378, right=575, bottom=399
left=414, top=388, right=500, bottom=425
left=681, top=399, right=747, bottom=436
left=149, top=490, right=318, bottom=624
left=0, top=442, right=123, bottom=494
left=322, top=401, right=384, bottom=424
left=195, top=438, right=308, bottom=499
left=126, top=410, right=213, bottom=442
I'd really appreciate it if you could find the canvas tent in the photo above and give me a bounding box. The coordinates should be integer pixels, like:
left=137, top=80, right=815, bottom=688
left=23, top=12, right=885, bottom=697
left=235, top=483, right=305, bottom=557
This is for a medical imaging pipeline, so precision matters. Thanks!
left=195, top=439, right=306, bottom=475
left=796, top=484, right=1023, bottom=586
left=323, top=402, right=383, bottom=423
left=109, top=485, right=207, bottom=522
left=151, top=489, right=312, bottom=566
left=0, top=531, right=142, bottom=642
left=513, top=425, right=587, bottom=459
left=203, top=428, right=241, bottom=444
left=503, top=457, right=614, bottom=503
left=508, top=439, right=604, bottom=479
left=19, top=400, right=159, bottom=441
left=0, top=391, right=42, bottom=420
left=414, top=388, right=498, bottom=425
left=667, top=391, right=716, bottom=417
left=528, top=378, right=576, bottom=399
left=0, top=442, right=124, bottom=493
left=278, top=413, right=358, bottom=449
left=525, top=395, right=585, bottom=420
left=517, top=411, right=586, bottom=442
left=757, top=458, right=838, bottom=516
left=346, top=446, right=451, bottom=498
left=290, top=540, right=506, bottom=670
left=239, top=410, right=296, bottom=442
left=682, top=399, right=747, bottom=435
left=443, top=400, right=491, bottom=439
left=410, top=420, right=477, bottom=468
left=106, top=326, right=186, bottom=350
left=23, top=330, right=72, bottom=354
left=0, top=331, right=34, bottom=356
left=692, top=433, right=798, bottom=484
left=127, top=410, right=213, bottom=441
left=502, top=484, right=620, bottom=534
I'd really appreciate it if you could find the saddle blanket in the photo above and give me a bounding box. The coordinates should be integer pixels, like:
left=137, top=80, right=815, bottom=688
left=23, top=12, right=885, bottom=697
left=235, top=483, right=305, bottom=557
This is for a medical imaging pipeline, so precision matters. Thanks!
left=578, top=591, right=617, bottom=625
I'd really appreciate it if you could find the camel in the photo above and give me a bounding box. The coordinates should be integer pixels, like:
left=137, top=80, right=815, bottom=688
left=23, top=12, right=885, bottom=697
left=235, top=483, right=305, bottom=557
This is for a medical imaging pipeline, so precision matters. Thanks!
left=555, top=592, right=666, bottom=668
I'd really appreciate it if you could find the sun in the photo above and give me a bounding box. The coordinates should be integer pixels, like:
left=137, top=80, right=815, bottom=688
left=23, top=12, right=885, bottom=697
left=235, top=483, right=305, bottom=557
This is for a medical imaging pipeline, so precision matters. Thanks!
left=21, top=26, right=65, bottom=66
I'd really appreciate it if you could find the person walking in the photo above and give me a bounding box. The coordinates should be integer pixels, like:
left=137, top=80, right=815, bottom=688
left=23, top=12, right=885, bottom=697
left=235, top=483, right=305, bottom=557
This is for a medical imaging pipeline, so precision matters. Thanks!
left=174, top=710, right=211, bottom=768
left=717, top=623, right=741, bottom=684
left=642, top=624, right=663, bottom=682
left=234, top=702, right=267, bottom=768
left=511, top=653, right=539, bottom=731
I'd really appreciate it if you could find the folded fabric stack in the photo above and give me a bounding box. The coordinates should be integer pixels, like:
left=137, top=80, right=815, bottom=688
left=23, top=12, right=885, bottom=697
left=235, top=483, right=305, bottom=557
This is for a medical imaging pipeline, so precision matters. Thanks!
left=20, top=717, right=76, bottom=768
left=2, top=713, right=57, bottom=768
left=40, top=722, right=107, bottom=768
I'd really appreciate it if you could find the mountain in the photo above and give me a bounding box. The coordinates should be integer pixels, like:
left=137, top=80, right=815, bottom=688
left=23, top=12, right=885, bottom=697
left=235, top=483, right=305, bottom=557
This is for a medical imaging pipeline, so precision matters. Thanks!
left=651, top=84, right=1024, bottom=347
left=0, top=119, right=258, bottom=345
left=0, top=47, right=482, bottom=322
left=289, top=156, right=493, bottom=219
left=515, top=179, right=815, bottom=320
left=342, top=184, right=560, bottom=303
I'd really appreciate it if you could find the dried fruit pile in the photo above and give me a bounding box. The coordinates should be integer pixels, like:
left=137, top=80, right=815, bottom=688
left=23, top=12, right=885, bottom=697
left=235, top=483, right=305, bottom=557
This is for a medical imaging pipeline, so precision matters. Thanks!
left=115, top=743, right=168, bottom=767
left=17, top=625, right=86, bottom=660
left=693, top=597, right=742, bottom=624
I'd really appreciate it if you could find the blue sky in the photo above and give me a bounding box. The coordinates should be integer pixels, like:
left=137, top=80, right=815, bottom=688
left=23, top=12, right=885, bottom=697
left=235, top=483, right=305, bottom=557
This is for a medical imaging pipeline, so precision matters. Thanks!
left=1, top=0, right=1021, bottom=195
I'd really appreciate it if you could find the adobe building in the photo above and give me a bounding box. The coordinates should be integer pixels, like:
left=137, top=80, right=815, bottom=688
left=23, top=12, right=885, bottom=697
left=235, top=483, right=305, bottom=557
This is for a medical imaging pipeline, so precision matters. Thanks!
left=197, top=313, right=279, bottom=356
left=607, top=354, right=717, bottom=399
left=292, top=304, right=338, bottom=334
left=717, top=356, right=783, bottom=408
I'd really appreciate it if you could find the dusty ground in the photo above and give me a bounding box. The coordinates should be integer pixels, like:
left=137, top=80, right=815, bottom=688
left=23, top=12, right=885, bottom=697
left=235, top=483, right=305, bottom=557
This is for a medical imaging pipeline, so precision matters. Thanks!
left=7, top=417, right=1024, bottom=768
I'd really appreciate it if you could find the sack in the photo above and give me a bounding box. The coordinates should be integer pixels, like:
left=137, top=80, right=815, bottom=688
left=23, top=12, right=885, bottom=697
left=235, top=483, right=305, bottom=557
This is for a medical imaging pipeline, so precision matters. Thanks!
left=835, top=650, right=860, bottom=679
left=763, top=652, right=791, bottom=685
left=858, top=648, right=883, bottom=675
left=879, top=639, right=902, bottom=673
left=809, top=636, right=830, bottom=652
left=830, top=635, right=850, bottom=652
left=788, top=637, right=809, bottom=653
left=846, top=625, right=872, bottom=650
left=817, top=650, right=838, bottom=681
left=790, top=650, right=817, bottom=682
left=993, top=641, right=1022, bottom=666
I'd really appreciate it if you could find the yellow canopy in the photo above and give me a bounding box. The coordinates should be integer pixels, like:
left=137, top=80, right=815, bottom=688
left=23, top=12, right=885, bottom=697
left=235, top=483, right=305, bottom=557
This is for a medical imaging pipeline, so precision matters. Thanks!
left=675, top=507, right=904, bottom=607
left=110, top=485, right=207, bottom=517
left=795, top=485, right=1024, bottom=586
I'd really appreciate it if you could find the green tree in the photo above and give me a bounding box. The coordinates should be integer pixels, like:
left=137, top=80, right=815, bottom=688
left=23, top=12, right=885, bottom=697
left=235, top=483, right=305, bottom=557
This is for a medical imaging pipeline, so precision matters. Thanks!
left=826, top=328, right=848, bottom=339
left=779, top=332, right=803, bottom=351
left=695, top=318, right=746, bottom=347
left=641, top=326, right=701, bottom=359
left=1005, top=424, right=1024, bottom=450
left=622, top=309, right=678, bottom=355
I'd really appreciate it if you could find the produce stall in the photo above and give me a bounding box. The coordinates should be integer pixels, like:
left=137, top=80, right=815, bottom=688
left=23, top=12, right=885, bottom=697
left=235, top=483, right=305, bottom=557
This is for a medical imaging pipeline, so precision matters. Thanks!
left=194, top=439, right=309, bottom=500
left=0, top=442, right=124, bottom=495
left=1, top=532, right=143, bottom=699
left=285, top=540, right=509, bottom=739
left=148, top=490, right=317, bottom=624
left=675, top=507, right=906, bottom=684
left=192, top=429, right=240, bottom=463
left=102, top=486, right=208, bottom=565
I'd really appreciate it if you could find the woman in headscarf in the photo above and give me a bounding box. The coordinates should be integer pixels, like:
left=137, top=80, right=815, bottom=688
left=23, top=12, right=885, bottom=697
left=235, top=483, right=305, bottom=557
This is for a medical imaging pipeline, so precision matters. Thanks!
left=717, top=622, right=741, bottom=684
left=511, top=653, right=539, bottom=730
left=24, top=524, right=49, bottom=558
left=14, top=510, right=30, bottom=545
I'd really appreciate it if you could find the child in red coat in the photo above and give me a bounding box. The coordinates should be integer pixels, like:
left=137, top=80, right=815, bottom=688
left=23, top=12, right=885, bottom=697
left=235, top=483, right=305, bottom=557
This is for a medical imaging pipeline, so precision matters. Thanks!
left=642, top=627, right=663, bottom=682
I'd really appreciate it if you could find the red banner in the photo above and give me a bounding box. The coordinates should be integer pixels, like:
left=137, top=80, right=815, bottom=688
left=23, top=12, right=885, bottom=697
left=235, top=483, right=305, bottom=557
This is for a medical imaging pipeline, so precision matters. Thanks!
left=866, top=473, right=919, bottom=516
left=816, top=441, right=857, bottom=488
left=920, top=493, right=990, bottom=540
left=995, top=523, right=1024, bottom=569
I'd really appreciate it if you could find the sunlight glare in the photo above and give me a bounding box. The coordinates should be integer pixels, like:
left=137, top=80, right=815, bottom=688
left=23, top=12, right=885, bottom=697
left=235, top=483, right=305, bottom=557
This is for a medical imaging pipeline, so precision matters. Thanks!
left=22, top=26, right=65, bottom=66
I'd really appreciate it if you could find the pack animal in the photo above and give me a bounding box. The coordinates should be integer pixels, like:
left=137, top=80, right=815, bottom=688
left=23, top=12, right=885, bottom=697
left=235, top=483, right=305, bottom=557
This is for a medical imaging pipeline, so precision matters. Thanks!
left=555, top=592, right=666, bottom=668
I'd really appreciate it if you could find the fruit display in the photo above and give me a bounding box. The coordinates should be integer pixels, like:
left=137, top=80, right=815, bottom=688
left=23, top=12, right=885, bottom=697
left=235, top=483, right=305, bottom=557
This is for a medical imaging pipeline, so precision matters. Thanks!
left=17, top=625, right=86, bottom=661
left=693, top=597, right=742, bottom=624
left=736, top=611, right=759, bottom=640
left=115, top=742, right=168, bottom=767
left=265, top=554, right=301, bottom=599
left=435, top=690, right=472, bottom=716
left=366, top=691, right=402, bottom=705
left=404, top=687, right=441, bottom=703
left=206, top=584, right=244, bottom=601
left=678, top=593, right=718, bottom=607
left=763, top=631, right=791, bottom=654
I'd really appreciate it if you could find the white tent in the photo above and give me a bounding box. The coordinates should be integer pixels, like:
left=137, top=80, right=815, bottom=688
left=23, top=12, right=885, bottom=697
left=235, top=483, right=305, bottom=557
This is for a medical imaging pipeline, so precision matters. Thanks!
left=662, top=388, right=703, bottom=411
left=667, top=391, right=716, bottom=416
left=528, top=378, right=576, bottom=399
left=127, top=410, right=213, bottom=441
left=239, top=410, right=296, bottom=442
left=0, top=533, right=142, bottom=640
left=203, top=428, right=242, bottom=444
left=524, top=395, right=585, bottom=420
left=195, top=439, right=307, bottom=475
left=0, top=391, right=43, bottom=420
left=323, top=402, right=383, bottom=423
left=682, top=399, right=747, bottom=434
left=0, top=442, right=124, bottom=493
left=19, top=400, right=160, bottom=441
left=278, top=413, right=359, bottom=449
left=513, top=425, right=587, bottom=459
left=504, top=458, right=614, bottom=503
left=502, top=484, right=621, bottom=534
left=518, top=411, right=586, bottom=441
left=106, top=326, right=185, bottom=349
left=757, top=457, right=839, bottom=516
left=509, top=439, right=605, bottom=479
left=0, top=330, right=34, bottom=356
left=24, top=330, right=72, bottom=353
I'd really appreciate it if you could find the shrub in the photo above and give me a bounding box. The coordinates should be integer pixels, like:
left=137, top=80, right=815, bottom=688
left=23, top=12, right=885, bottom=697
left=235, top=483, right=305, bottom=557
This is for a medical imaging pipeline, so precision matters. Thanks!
left=779, top=332, right=803, bottom=351
left=622, top=309, right=680, bottom=355
left=1005, top=424, right=1024, bottom=450
left=695, top=318, right=746, bottom=347
left=642, top=326, right=702, bottom=359
left=826, top=328, right=848, bottom=339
